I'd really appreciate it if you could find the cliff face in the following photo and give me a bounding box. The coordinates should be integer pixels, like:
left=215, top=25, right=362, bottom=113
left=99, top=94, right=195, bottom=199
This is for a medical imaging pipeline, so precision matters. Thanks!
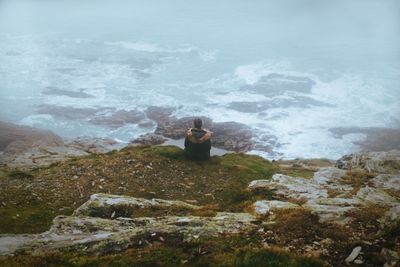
left=0, top=142, right=399, bottom=266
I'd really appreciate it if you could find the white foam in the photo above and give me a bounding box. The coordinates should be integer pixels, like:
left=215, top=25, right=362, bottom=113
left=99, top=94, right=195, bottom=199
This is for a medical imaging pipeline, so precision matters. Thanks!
left=106, top=41, right=218, bottom=62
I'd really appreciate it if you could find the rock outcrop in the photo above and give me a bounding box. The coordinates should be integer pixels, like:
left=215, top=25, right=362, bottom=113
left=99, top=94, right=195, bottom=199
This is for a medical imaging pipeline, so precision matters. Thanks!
left=0, top=121, right=124, bottom=168
left=335, top=150, right=400, bottom=174
left=248, top=151, right=400, bottom=225
left=0, top=194, right=258, bottom=256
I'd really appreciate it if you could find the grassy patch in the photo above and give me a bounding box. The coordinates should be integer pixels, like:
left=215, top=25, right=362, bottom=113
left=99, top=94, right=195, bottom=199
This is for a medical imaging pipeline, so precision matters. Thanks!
left=0, top=146, right=276, bottom=234
left=0, top=234, right=325, bottom=267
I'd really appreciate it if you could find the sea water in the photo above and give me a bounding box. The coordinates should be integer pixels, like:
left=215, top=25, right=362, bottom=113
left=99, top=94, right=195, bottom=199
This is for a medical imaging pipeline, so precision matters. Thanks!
left=0, top=0, right=399, bottom=159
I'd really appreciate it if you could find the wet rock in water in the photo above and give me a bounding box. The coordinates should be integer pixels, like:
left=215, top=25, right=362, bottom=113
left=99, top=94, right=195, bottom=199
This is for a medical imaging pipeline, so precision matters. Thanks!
left=0, top=194, right=258, bottom=256
left=130, top=133, right=167, bottom=146
left=42, top=87, right=95, bottom=98
left=241, top=73, right=316, bottom=97
left=211, top=121, right=253, bottom=152
left=335, top=150, right=400, bottom=174
left=67, top=137, right=124, bottom=154
left=252, top=200, right=299, bottom=215
left=145, top=106, right=176, bottom=125
left=73, top=193, right=200, bottom=218
left=36, top=104, right=107, bottom=120
left=228, top=96, right=330, bottom=113
left=89, top=109, right=146, bottom=129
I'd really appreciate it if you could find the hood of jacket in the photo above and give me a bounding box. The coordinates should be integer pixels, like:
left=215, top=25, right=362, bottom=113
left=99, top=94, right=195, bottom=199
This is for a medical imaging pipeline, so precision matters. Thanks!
left=187, top=128, right=211, bottom=144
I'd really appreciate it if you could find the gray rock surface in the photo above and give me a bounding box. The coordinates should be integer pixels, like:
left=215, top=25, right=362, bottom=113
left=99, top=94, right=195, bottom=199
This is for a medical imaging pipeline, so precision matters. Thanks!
left=0, top=194, right=258, bottom=256
left=130, top=133, right=167, bottom=146
left=248, top=152, right=400, bottom=224
left=335, top=150, right=400, bottom=174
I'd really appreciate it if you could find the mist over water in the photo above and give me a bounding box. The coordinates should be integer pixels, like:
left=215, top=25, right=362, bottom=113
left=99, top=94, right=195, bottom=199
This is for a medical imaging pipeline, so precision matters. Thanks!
left=1, top=0, right=399, bottom=159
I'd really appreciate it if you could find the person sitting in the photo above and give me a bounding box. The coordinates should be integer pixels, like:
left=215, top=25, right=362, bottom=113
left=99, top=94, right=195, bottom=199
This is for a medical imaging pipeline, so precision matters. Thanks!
left=184, top=118, right=212, bottom=160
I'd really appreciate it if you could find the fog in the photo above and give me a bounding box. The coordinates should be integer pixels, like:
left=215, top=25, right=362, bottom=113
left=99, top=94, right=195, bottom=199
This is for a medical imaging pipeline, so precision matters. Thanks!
left=0, top=0, right=399, bottom=158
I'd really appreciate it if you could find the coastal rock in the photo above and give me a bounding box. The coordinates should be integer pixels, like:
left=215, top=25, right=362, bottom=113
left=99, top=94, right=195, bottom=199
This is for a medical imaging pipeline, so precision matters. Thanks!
left=0, top=121, right=126, bottom=168
left=144, top=106, right=175, bottom=125
left=312, top=167, right=347, bottom=185
left=241, top=73, right=316, bottom=97
left=130, top=133, right=167, bottom=146
left=248, top=164, right=400, bottom=225
left=355, top=186, right=398, bottom=206
left=89, top=109, right=146, bottom=129
left=0, top=194, right=258, bottom=256
left=335, top=150, right=400, bottom=174
left=371, top=174, right=400, bottom=190
left=67, top=137, right=124, bottom=154
left=73, top=193, right=200, bottom=218
left=0, top=121, right=64, bottom=156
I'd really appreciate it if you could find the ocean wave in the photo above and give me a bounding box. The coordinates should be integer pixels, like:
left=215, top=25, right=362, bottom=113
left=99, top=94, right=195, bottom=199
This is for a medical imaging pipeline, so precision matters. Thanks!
left=105, top=41, right=218, bottom=62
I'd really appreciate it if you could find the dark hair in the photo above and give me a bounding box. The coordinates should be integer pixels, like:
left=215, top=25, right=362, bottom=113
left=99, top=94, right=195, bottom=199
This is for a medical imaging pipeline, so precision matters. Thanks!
left=194, top=118, right=202, bottom=129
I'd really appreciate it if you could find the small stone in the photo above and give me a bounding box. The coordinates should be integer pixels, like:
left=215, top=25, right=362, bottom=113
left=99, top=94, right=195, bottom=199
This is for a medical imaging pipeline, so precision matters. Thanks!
left=345, top=246, right=362, bottom=263
left=72, top=175, right=78, bottom=179
left=354, top=259, right=364, bottom=265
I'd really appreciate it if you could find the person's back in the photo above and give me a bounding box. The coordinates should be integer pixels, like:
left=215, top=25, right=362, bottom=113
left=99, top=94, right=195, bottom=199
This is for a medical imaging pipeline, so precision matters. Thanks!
left=184, top=118, right=211, bottom=160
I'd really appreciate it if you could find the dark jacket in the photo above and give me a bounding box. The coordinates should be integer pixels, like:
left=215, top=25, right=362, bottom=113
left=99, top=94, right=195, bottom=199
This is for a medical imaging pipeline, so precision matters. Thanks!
left=184, top=128, right=211, bottom=160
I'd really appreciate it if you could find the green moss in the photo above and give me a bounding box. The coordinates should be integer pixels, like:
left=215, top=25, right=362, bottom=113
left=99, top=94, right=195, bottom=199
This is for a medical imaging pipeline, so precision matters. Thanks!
left=278, top=168, right=315, bottom=179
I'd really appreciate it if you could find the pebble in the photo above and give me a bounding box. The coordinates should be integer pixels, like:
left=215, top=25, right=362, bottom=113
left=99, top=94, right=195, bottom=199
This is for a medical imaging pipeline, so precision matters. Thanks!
left=354, top=259, right=364, bottom=265
left=345, top=246, right=362, bottom=263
